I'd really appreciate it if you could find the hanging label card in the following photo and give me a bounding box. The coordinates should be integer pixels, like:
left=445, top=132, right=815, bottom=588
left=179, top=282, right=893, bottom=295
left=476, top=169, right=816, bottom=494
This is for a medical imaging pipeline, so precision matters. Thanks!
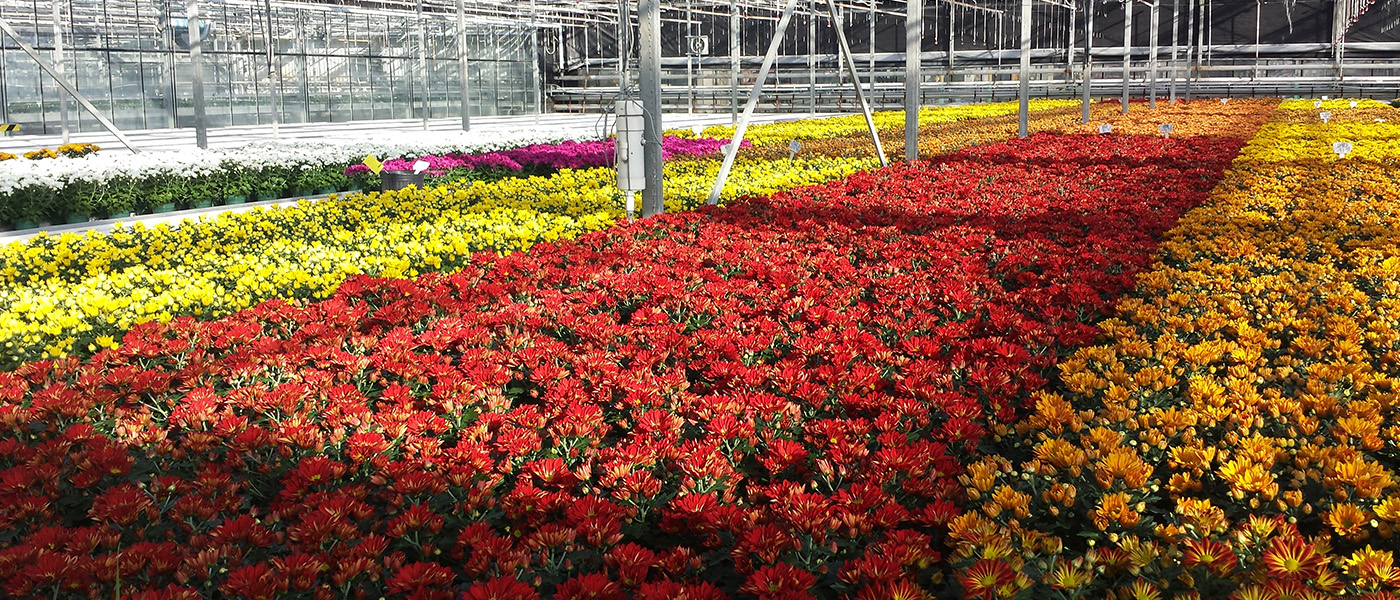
left=1350, top=100, right=1359, bottom=108
left=362, top=155, right=384, bottom=175
left=1314, top=100, right=1323, bottom=109
left=1320, top=111, right=1332, bottom=124
left=1333, top=141, right=1353, bottom=158
left=1160, top=123, right=1174, bottom=137
left=1098, top=123, right=1113, bottom=134
left=412, top=160, right=431, bottom=174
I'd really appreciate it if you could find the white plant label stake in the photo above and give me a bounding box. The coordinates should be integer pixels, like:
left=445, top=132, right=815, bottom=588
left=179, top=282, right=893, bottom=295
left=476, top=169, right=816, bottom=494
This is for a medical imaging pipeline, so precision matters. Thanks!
left=1221, top=98, right=1230, bottom=105
left=1333, top=141, right=1353, bottom=159
left=1160, top=123, right=1174, bottom=138
left=1320, top=112, right=1332, bottom=124
left=1098, top=123, right=1113, bottom=134
left=693, top=124, right=706, bottom=136
left=1350, top=100, right=1359, bottom=108
left=787, top=140, right=802, bottom=160
left=412, top=160, right=431, bottom=174
left=1314, top=100, right=1323, bottom=109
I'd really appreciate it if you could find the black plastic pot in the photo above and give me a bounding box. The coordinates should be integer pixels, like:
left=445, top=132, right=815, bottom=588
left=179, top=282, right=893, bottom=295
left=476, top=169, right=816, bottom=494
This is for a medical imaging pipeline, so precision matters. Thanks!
left=381, top=170, right=425, bottom=191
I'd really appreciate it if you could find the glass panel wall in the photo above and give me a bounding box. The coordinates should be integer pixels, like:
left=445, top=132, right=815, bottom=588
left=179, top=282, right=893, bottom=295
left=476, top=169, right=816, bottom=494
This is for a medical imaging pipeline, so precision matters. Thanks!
left=0, top=0, right=540, bottom=135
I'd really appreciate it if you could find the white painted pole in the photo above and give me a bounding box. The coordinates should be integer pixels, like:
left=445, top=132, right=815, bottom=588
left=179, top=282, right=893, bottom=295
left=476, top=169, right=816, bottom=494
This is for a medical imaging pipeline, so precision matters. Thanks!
left=1019, top=0, right=1031, bottom=138
left=905, top=0, right=922, bottom=162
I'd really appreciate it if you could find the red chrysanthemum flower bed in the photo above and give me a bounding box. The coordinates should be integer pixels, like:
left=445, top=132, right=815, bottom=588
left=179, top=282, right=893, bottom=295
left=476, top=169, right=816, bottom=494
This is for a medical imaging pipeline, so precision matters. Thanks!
left=0, top=133, right=1241, bottom=599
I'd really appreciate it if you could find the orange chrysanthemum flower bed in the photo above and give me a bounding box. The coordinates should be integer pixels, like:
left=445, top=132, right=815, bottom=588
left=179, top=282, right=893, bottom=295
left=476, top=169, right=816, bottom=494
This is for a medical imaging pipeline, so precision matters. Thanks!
left=952, top=101, right=1400, bottom=599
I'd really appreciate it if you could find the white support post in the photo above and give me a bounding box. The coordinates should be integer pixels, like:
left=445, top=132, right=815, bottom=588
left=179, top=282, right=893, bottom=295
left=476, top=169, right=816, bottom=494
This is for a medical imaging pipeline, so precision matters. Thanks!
left=638, top=0, right=665, bottom=216
left=1148, top=0, right=1158, bottom=109
left=1168, top=0, right=1178, bottom=103
left=1183, top=0, right=1194, bottom=100
left=188, top=0, right=208, bottom=148
left=457, top=0, right=470, bottom=131
left=1018, top=0, right=1031, bottom=138
left=730, top=0, right=739, bottom=124
left=706, top=0, right=802, bottom=206
left=52, top=0, right=68, bottom=144
left=1083, top=0, right=1094, bottom=123
left=809, top=0, right=817, bottom=115
left=417, top=0, right=429, bottom=131
left=905, top=0, right=921, bottom=162
left=1121, top=0, right=1131, bottom=113
left=1252, top=0, right=1260, bottom=81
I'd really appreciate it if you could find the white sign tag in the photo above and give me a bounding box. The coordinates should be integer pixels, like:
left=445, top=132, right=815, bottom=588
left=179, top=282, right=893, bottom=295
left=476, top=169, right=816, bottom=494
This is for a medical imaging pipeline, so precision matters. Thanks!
left=1098, top=123, right=1113, bottom=134
left=1377, top=119, right=1388, bottom=123
left=1333, top=141, right=1353, bottom=158
left=721, top=143, right=734, bottom=156
left=788, top=140, right=802, bottom=155
left=1314, top=100, right=1323, bottom=109
left=1350, top=100, right=1359, bottom=108
left=1160, top=123, right=1174, bottom=137
left=1319, top=112, right=1332, bottom=124
left=1322, top=96, right=1330, bottom=101
left=1221, top=98, right=1230, bottom=104
left=412, top=160, right=431, bottom=174
left=692, top=125, right=706, bottom=136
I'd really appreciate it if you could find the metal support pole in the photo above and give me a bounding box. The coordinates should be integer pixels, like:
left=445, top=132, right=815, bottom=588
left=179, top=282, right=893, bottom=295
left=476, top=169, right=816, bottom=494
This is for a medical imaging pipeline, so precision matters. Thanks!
left=1148, top=0, right=1157, bottom=109
left=1183, top=0, right=1194, bottom=100
left=947, top=5, right=954, bottom=78
left=188, top=0, right=208, bottom=148
left=1066, top=1, right=1076, bottom=87
left=706, top=0, right=801, bottom=206
left=687, top=0, right=695, bottom=113
left=638, top=0, right=665, bottom=216
left=826, top=0, right=886, bottom=166
left=417, top=0, right=428, bottom=130
left=531, top=0, right=542, bottom=126
left=52, top=0, right=68, bottom=143
left=1333, top=0, right=1344, bottom=84
left=1168, top=0, right=1178, bottom=103
left=1121, top=0, right=1131, bottom=113
left=0, top=17, right=140, bottom=152
left=730, top=0, right=739, bottom=124
left=1018, top=0, right=1030, bottom=138
left=619, top=0, right=630, bottom=91
left=1252, top=0, right=1259, bottom=81
left=809, top=0, right=817, bottom=115
left=868, top=0, right=876, bottom=88
left=904, top=0, right=921, bottom=162
left=264, top=0, right=280, bottom=138
left=457, top=0, right=470, bottom=130
left=1083, top=0, right=1094, bottom=123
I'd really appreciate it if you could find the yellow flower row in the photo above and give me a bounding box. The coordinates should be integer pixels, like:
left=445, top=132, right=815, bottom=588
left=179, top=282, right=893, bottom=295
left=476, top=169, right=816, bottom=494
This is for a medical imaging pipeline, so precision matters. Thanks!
left=952, top=101, right=1400, bottom=598
left=700, top=99, right=1081, bottom=146
left=0, top=155, right=872, bottom=366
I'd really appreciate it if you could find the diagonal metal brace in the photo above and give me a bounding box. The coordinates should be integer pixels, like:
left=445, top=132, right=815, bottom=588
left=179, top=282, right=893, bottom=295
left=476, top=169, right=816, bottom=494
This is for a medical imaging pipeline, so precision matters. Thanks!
left=0, top=16, right=141, bottom=153
left=706, top=0, right=802, bottom=206
left=826, top=0, right=887, bottom=167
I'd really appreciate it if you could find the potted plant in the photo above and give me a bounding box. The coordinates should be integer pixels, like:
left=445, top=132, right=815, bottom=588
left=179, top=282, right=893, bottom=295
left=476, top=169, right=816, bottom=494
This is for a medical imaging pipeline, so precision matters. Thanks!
left=255, top=170, right=286, bottom=202
left=225, top=170, right=253, bottom=205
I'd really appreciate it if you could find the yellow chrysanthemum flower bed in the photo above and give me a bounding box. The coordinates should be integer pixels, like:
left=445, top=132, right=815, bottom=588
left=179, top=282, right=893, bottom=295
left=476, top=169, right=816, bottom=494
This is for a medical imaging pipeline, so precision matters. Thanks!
left=700, top=99, right=1081, bottom=146
left=0, top=154, right=873, bottom=366
left=950, top=101, right=1400, bottom=598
